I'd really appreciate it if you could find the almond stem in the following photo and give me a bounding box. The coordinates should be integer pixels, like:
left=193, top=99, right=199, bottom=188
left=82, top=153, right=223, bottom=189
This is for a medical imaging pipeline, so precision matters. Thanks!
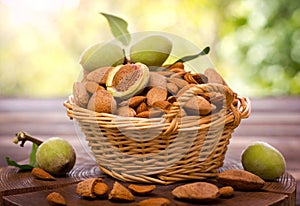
left=13, top=131, right=43, bottom=147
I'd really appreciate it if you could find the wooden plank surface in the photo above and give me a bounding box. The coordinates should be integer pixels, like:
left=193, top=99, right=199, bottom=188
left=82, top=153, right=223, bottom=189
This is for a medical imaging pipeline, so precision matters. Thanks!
left=0, top=97, right=299, bottom=205
left=0, top=157, right=296, bottom=206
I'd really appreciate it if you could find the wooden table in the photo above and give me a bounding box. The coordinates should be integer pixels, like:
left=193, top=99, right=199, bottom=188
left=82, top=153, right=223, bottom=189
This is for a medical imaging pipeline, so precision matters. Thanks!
left=0, top=97, right=299, bottom=205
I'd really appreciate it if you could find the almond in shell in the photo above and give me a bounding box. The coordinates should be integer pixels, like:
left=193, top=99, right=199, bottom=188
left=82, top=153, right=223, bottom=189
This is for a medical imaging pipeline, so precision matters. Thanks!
left=117, top=106, right=136, bottom=117
left=31, top=168, right=55, bottom=181
left=146, top=87, right=168, bottom=106
left=166, top=82, right=178, bottom=94
left=76, top=178, right=102, bottom=198
left=86, top=66, right=113, bottom=85
left=109, top=181, right=135, bottom=202
left=167, top=77, right=188, bottom=89
left=148, top=72, right=167, bottom=89
left=184, top=95, right=216, bottom=115
left=217, top=169, right=265, bottom=191
left=47, top=192, right=66, bottom=206
left=172, top=182, right=219, bottom=202
left=87, top=90, right=117, bottom=114
left=73, top=82, right=90, bottom=108
left=85, top=81, right=105, bottom=94
left=204, top=68, right=227, bottom=86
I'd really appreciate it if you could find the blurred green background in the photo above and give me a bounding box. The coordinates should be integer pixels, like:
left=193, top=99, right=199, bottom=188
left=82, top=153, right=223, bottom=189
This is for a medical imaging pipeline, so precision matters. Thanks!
left=1, top=0, right=300, bottom=97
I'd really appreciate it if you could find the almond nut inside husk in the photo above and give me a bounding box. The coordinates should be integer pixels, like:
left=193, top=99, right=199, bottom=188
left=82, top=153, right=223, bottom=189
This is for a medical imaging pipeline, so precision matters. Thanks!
left=106, top=63, right=149, bottom=99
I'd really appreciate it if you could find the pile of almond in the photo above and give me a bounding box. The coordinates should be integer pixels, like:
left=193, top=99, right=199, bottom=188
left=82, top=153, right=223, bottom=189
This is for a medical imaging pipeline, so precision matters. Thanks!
left=46, top=169, right=266, bottom=205
left=73, top=62, right=232, bottom=118
left=75, top=178, right=170, bottom=205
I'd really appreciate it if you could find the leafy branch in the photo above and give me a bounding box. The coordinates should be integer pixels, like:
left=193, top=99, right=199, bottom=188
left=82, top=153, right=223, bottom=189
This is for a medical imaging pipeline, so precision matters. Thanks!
left=6, top=132, right=42, bottom=171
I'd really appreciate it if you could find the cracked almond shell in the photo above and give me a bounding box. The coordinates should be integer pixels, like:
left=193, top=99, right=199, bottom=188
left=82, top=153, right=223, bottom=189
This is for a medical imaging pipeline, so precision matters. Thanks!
left=106, top=63, right=150, bottom=99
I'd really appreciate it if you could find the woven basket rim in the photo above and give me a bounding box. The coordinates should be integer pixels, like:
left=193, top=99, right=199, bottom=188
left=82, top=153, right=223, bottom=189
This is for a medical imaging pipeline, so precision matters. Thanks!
left=64, top=83, right=251, bottom=126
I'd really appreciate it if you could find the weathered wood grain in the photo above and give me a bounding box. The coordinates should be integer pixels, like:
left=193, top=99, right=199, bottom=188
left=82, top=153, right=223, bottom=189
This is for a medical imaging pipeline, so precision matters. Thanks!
left=0, top=159, right=296, bottom=206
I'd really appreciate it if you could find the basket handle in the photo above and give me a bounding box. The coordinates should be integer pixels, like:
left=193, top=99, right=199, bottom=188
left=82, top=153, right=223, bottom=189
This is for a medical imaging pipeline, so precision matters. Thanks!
left=164, top=83, right=251, bottom=134
left=162, top=83, right=240, bottom=135
left=237, top=96, right=251, bottom=119
left=176, top=83, right=236, bottom=108
left=63, top=95, right=75, bottom=120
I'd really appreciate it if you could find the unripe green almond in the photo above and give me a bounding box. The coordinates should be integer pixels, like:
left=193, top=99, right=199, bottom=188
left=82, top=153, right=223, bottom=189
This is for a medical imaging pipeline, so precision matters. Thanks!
left=36, top=137, right=76, bottom=176
left=80, top=42, right=124, bottom=72
left=130, top=35, right=172, bottom=67
left=241, top=141, right=286, bottom=180
left=106, top=63, right=149, bottom=99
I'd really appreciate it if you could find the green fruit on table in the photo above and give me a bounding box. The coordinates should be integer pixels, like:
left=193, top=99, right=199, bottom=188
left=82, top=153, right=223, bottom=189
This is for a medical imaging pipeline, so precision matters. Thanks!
left=130, top=35, right=172, bottom=67
left=80, top=42, right=124, bottom=72
left=36, top=137, right=76, bottom=176
left=241, top=141, right=286, bottom=180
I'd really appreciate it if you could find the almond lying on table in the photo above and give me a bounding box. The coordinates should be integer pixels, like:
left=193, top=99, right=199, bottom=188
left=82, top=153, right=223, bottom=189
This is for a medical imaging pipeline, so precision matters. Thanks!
left=172, top=182, right=219, bottom=202
left=109, top=181, right=135, bottom=202
left=47, top=192, right=66, bottom=206
left=217, top=169, right=265, bottom=191
left=219, top=186, right=234, bottom=198
left=93, top=182, right=109, bottom=196
left=76, top=178, right=103, bottom=198
left=138, top=197, right=171, bottom=206
left=31, top=167, right=56, bottom=181
left=128, top=184, right=156, bottom=195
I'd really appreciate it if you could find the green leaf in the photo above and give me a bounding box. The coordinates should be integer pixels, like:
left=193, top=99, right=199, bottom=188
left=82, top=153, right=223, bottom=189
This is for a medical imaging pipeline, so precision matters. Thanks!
left=5, top=142, right=38, bottom=171
left=29, top=143, right=38, bottom=167
left=173, top=46, right=210, bottom=64
left=5, top=157, right=33, bottom=171
left=100, top=12, right=131, bottom=46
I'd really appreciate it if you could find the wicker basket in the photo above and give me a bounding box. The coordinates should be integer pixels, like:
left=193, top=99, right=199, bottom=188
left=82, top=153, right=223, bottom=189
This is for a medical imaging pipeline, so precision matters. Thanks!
left=64, top=83, right=250, bottom=184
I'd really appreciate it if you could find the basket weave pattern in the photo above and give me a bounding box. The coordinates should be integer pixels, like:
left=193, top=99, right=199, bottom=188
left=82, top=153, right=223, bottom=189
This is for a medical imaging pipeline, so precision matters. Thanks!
left=64, top=83, right=250, bottom=184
